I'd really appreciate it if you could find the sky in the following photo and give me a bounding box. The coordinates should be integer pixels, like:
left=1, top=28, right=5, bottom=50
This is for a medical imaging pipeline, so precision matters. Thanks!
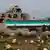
left=0, top=0, right=50, bottom=19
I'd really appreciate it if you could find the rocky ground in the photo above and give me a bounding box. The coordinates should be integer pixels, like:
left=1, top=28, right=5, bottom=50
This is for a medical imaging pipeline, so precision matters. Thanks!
left=0, top=23, right=50, bottom=50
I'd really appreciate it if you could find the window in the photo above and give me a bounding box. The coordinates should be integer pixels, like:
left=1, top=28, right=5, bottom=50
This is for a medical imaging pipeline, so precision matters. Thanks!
left=13, top=14, right=18, bottom=18
left=8, top=14, right=12, bottom=18
left=17, top=8, right=21, bottom=12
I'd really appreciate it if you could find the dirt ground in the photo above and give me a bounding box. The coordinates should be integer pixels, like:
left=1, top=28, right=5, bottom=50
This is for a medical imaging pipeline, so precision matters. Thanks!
left=0, top=23, right=50, bottom=50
